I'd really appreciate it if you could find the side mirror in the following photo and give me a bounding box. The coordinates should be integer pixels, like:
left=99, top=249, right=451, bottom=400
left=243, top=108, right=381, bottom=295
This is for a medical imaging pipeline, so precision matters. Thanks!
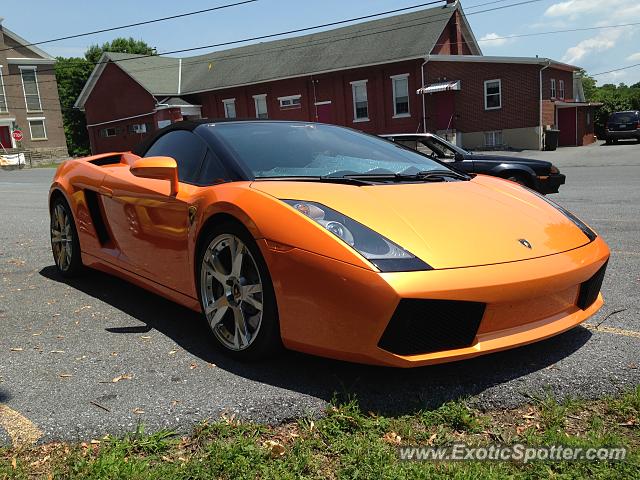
left=130, top=156, right=179, bottom=196
left=454, top=152, right=465, bottom=161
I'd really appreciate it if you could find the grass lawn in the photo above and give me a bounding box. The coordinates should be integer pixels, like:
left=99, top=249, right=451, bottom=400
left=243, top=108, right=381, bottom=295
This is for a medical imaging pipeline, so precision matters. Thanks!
left=1, top=387, right=638, bottom=479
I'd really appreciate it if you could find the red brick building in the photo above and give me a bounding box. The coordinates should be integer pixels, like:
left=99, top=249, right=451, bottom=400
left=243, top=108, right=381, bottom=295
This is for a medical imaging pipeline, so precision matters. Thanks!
left=0, top=20, right=68, bottom=157
left=76, top=0, right=597, bottom=153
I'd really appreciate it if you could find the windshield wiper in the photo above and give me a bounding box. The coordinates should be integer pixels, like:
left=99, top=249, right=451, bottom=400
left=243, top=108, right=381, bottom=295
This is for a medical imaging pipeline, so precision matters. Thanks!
left=412, top=169, right=470, bottom=180
left=254, top=176, right=373, bottom=186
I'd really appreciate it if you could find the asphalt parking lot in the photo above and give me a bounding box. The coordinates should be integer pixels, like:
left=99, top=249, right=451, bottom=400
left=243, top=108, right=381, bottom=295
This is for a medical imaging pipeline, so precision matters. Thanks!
left=1, top=140, right=639, bottom=445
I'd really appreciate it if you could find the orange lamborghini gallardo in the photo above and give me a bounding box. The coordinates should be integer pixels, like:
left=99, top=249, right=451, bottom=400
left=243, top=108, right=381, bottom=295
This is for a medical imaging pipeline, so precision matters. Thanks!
left=49, top=120, right=609, bottom=367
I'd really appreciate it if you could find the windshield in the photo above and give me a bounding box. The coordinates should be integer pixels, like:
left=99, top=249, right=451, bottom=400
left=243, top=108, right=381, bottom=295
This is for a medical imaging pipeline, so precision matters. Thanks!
left=208, top=122, right=449, bottom=178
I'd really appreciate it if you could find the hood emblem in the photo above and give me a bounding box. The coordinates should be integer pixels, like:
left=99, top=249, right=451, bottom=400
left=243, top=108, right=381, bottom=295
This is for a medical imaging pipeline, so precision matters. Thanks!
left=518, top=238, right=532, bottom=249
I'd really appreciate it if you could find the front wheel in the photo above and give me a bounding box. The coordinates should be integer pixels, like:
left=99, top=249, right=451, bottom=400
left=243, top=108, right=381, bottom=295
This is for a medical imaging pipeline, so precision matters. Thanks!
left=196, top=223, right=281, bottom=360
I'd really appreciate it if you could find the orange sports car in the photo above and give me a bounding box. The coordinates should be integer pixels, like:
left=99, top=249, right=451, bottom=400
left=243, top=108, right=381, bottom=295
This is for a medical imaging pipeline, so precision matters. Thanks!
left=49, top=120, right=609, bottom=367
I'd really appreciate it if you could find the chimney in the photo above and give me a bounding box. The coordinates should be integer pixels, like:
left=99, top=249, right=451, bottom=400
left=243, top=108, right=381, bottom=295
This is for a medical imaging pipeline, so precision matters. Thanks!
left=446, top=0, right=458, bottom=5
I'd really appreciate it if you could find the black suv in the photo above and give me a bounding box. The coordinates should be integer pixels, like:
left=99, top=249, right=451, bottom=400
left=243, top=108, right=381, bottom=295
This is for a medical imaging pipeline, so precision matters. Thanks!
left=605, top=110, right=640, bottom=144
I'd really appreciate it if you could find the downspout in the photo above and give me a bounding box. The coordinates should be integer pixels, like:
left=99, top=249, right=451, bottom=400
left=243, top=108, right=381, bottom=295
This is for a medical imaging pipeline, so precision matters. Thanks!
left=177, top=58, right=182, bottom=95
left=539, top=59, right=551, bottom=150
left=420, top=55, right=431, bottom=133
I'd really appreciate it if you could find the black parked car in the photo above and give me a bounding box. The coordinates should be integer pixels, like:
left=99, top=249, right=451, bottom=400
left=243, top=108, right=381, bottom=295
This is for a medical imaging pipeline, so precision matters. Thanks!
left=381, top=133, right=565, bottom=194
left=605, top=110, right=640, bottom=144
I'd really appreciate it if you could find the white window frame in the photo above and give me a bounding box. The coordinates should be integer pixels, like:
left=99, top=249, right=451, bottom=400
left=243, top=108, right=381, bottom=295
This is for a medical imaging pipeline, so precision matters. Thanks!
left=484, top=130, right=503, bottom=148
left=0, top=66, right=7, bottom=113
left=222, top=98, right=236, bottom=119
left=253, top=94, right=268, bottom=119
left=391, top=74, right=410, bottom=118
left=19, top=66, right=43, bottom=113
left=350, top=80, right=369, bottom=122
left=550, top=78, right=557, bottom=99
left=558, top=79, right=565, bottom=99
left=483, top=79, right=502, bottom=111
left=27, top=117, right=47, bottom=140
left=278, top=94, right=302, bottom=108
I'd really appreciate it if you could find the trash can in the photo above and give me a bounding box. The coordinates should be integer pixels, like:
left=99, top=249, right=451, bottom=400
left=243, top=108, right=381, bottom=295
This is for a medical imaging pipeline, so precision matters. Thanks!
left=544, top=129, right=560, bottom=151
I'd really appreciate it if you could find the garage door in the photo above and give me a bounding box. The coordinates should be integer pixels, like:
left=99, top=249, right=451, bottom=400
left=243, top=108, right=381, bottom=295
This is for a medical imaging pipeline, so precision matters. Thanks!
left=558, top=107, right=577, bottom=146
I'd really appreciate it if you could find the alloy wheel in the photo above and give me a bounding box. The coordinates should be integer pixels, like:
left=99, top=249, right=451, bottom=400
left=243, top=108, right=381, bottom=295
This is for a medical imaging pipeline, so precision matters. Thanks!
left=51, top=204, right=73, bottom=272
left=200, top=234, right=264, bottom=351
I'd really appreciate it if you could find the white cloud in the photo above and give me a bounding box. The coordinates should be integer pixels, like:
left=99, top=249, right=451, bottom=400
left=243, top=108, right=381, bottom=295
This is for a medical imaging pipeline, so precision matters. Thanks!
left=627, top=52, right=640, bottom=62
left=543, top=0, right=640, bottom=65
left=478, top=32, right=510, bottom=47
left=562, top=30, right=623, bottom=64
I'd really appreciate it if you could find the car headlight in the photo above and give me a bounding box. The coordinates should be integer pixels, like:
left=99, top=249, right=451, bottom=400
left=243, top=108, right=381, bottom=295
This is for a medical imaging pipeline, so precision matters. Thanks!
left=282, top=200, right=432, bottom=272
left=529, top=191, right=597, bottom=241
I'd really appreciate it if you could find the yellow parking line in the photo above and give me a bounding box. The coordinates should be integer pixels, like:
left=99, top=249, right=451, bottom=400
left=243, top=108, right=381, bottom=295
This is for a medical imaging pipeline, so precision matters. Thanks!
left=0, top=404, right=42, bottom=446
left=583, top=323, right=640, bottom=339
left=611, top=250, right=640, bottom=256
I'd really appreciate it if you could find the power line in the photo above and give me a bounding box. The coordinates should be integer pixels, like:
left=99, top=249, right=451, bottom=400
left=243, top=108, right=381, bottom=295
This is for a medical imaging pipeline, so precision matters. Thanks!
left=477, top=21, right=640, bottom=43
left=592, top=63, right=640, bottom=77
left=0, top=0, right=260, bottom=54
left=0, top=0, right=546, bottom=83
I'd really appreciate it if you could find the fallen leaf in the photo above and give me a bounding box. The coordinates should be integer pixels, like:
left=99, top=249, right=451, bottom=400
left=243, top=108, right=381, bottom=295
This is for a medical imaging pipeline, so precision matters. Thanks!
left=427, top=433, right=437, bottom=445
left=382, top=431, right=402, bottom=445
left=56, top=335, right=64, bottom=339
left=309, top=420, right=315, bottom=432
left=32, top=332, right=42, bottom=336
left=161, top=455, right=174, bottom=463
left=189, top=363, right=197, bottom=370
left=263, top=440, right=286, bottom=457
left=168, top=350, right=178, bottom=355
left=133, top=408, right=145, bottom=414
left=50, top=350, right=65, bottom=354
left=140, top=336, right=151, bottom=340
left=11, top=457, right=16, bottom=469
left=59, top=373, right=72, bottom=378
left=111, top=352, right=118, bottom=356
left=207, top=363, right=216, bottom=368
left=10, top=347, right=23, bottom=352
left=112, top=373, right=133, bottom=383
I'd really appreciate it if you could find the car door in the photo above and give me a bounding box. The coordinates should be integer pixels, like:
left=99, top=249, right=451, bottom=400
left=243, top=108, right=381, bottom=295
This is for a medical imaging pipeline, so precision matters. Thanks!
left=99, top=130, right=207, bottom=294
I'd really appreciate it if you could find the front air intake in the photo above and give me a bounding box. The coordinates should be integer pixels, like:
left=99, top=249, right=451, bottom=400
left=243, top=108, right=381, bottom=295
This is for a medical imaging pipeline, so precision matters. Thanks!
left=378, top=299, right=486, bottom=356
left=577, top=260, right=608, bottom=310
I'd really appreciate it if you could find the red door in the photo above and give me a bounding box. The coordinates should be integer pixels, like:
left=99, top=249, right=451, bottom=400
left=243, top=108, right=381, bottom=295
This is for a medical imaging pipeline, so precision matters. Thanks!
left=0, top=126, right=11, bottom=149
left=316, top=102, right=332, bottom=123
left=434, top=92, right=455, bottom=131
left=557, top=107, right=577, bottom=146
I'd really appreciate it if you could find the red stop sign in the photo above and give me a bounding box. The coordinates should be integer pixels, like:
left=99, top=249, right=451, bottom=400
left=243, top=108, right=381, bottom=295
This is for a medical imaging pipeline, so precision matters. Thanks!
left=12, top=130, right=23, bottom=142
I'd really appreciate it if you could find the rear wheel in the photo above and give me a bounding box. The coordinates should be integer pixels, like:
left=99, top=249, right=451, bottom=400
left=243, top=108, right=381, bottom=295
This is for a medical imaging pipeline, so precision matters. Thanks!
left=50, top=196, right=83, bottom=277
left=196, top=222, right=281, bottom=360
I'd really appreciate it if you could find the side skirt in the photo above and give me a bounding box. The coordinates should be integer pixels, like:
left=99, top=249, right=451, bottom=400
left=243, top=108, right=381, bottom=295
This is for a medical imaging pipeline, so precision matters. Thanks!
left=81, top=252, right=202, bottom=313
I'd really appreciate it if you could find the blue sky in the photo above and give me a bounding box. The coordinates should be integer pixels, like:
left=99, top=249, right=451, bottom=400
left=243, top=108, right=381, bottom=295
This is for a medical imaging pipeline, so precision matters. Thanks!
left=4, top=0, right=640, bottom=85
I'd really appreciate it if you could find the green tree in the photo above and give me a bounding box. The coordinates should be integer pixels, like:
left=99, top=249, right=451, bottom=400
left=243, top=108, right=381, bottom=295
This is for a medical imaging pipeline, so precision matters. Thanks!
left=54, top=38, right=155, bottom=156
left=579, top=70, right=597, bottom=101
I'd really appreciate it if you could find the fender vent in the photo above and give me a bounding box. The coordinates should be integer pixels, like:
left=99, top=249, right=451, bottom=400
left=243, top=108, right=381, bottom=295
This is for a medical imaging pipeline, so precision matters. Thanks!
left=84, top=189, right=111, bottom=245
left=378, top=299, right=486, bottom=356
left=577, top=260, right=608, bottom=310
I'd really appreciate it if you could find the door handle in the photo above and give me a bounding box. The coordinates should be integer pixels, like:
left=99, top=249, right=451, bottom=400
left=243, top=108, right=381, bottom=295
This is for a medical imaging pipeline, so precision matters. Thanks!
left=98, top=186, right=113, bottom=197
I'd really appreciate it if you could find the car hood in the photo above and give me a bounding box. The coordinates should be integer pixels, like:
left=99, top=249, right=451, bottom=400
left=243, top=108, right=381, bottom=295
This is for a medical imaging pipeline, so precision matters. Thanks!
left=464, top=154, right=551, bottom=168
left=250, top=175, right=591, bottom=270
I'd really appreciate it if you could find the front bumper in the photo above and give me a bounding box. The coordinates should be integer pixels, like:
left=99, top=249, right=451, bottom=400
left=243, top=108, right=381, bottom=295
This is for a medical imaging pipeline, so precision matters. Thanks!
left=259, top=237, right=609, bottom=368
left=537, top=173, right=566, bottom=194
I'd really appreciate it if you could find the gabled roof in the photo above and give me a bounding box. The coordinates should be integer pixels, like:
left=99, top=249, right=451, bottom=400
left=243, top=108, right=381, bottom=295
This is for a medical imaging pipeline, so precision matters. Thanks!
left=77, top=3, right=476, bottom=109
left=1, top=26, right=55, bottom=60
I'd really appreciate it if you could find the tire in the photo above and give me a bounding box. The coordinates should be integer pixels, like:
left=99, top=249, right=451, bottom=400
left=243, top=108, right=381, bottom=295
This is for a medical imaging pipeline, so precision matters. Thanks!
left=50, top=196, right=83, bottom=277
left=505, top=173, right=530, bottom=187
left=605, top=138, right=612, bottom=145
left=196, top=221, right=281, bottom=361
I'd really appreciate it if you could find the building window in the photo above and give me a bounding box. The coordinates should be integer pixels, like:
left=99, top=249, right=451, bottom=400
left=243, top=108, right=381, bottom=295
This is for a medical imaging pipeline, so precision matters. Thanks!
left=350, top=80, right=369, bottom=122
left=484, top=79, right=501, bottom=110
left=253, top=94, right=268, bottom=119
left=559, top=80, right=565, bottom=99
left=586, top=111, right=591, bottom=125
left=391, top=74, right=410, bottom=117
left=484, top=130, right=502, bottom=147
left=99, top=126, right=122, bottom=138
left=20, top=67, right=42, bottom=112
left=127, top=123, right=151, bottom=134
left=278, top=95, right=302, bottom=109
left=550, top=78, right=556, bottom=99
left=28, top=118, right=47, bottom=140
left=222, top=98, right=236, bottom=119
left=0, top=66, right=7, bottom=113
